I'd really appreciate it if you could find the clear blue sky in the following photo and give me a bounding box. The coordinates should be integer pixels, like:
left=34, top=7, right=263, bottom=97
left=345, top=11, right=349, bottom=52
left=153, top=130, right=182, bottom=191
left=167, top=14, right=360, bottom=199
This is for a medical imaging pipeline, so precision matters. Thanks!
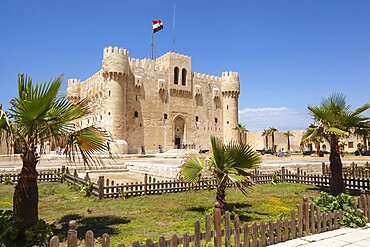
left=1, top=0, right=369, bottom=131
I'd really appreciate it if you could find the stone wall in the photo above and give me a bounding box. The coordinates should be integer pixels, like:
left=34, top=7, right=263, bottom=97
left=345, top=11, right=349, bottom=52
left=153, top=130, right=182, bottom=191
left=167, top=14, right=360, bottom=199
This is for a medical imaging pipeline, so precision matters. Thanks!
left=245, top=130, right=365, bottom=153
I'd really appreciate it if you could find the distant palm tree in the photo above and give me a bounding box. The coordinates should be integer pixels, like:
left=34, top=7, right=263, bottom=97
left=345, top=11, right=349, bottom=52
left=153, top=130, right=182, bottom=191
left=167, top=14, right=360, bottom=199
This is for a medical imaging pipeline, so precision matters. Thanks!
left=303, top=93, right=370, bottom=195
left=268, top=127, right=278, bottom=152
left=236, top=123, right=248, bottom=133
left=0, top=74, right=112, bottom=233
left=236, top=123, right=248, bottom=144
left=180, top=136, right=260, bottom=212
left=261, top=129, right=269, bottom=149
left=355, top=127, right=370, bottom=150
left=283, top=131, right=294, bottom=152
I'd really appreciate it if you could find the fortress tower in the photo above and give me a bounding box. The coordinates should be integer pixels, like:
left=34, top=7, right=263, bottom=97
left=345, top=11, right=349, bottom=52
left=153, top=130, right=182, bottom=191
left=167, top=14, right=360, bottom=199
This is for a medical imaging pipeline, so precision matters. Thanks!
left=101, top=46, right=130, bottom=153
left=222, top=71, right=240, bottom=143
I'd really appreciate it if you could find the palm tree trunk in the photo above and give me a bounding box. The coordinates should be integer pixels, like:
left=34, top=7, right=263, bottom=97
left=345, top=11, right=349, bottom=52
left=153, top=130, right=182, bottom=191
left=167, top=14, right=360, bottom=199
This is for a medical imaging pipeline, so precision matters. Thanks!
left=13, top=159, right=39, bottom=231
left=287, top=137, right=290, bottom=152
left=215, top=179, right=227, bottom=212
left=272, top=133, right=275, bottom=152
left=329, top=141, right=345, bottom=195
left=265, top=136, right=268, bottom=149
left=364, top=137, right=368, bottom=150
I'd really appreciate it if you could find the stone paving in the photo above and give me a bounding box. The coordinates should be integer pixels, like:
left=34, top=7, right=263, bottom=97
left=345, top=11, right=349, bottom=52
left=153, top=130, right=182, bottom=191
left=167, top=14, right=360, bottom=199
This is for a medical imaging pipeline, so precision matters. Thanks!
left=271, top=224, right=370, bottom=246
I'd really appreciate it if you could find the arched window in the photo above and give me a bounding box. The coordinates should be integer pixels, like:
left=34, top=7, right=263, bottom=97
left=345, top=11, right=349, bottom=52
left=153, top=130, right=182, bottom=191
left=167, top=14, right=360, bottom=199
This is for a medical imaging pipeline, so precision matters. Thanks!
left=134, top=111, right=139, bottom=118
left=182, top=68, right=187, bottom=85
left=174, top=67, right=179, bottom=84
left=164, top=113, right=168, bottom=120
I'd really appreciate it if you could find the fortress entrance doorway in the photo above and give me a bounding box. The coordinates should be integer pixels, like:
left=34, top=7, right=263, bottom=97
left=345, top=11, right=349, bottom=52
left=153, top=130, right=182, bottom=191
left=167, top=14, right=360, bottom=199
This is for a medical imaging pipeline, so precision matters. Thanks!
left=174, top=116, right=185, bottom=149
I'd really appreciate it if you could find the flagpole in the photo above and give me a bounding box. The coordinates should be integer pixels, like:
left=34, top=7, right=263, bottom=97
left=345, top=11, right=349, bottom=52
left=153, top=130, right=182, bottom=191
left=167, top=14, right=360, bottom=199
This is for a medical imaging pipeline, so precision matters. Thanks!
left=151, top=29, right=154, bottom=59
left=172, top=3, right=176, bottom=52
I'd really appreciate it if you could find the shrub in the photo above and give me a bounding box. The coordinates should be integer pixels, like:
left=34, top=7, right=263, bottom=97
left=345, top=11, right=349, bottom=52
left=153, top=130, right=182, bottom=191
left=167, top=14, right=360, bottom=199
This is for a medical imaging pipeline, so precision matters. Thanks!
left=3, top=176, right=12, bottom=185
left=0, top=210, right=19, bottom=247
left=313, top=192, right=366, bottom=228
left=79, top=182, right=94, bottom=197
left=0, top=210, right=54, bottom=247
left=24, top=219, right=55, bottom=247
left=54, top=172, right=66, bottom=183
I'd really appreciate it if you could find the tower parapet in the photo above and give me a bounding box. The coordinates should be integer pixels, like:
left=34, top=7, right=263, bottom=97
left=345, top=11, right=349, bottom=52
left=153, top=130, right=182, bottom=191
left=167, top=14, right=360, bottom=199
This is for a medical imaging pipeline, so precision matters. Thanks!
left=67, top=79, right=81, bottom=102
left=221, top=71, right=240, bottom=95
left=221, top=71, right=240, bottom=143
left=102, top=46, right=130, bottom=77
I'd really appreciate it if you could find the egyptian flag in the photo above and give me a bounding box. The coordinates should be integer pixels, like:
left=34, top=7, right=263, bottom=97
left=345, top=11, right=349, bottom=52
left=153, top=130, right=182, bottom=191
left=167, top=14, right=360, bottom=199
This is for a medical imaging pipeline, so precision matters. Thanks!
left=152, top=20, right=163, bottom=33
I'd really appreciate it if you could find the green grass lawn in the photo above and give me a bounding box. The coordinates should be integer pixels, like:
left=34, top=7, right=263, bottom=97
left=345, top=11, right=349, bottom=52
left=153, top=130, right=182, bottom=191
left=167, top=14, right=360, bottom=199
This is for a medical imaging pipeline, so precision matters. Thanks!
left=0, top=182, right=321, bottom=245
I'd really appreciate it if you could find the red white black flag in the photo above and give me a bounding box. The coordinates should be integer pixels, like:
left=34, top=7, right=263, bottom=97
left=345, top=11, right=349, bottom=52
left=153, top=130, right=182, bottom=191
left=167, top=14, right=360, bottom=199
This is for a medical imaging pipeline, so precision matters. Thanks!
left=152, top=20, right=163, bottom=33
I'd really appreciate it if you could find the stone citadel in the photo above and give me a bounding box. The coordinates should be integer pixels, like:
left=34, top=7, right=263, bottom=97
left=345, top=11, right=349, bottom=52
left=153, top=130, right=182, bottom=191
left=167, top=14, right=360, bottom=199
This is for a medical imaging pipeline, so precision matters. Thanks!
left=67, top=46, right=240, bottom=154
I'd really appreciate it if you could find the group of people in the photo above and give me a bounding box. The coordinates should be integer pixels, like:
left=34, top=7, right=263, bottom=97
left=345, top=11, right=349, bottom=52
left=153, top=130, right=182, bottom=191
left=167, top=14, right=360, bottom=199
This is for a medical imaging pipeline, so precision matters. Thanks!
left=55, top=146, right=68, bottom=155
left=140, top=145, right=163, bottom=155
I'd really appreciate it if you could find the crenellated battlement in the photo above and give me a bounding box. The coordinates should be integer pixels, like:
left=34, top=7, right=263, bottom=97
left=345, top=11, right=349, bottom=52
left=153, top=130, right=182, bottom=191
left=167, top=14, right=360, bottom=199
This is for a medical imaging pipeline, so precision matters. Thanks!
left=156, top=51, right=191, bottom=66
left=193, top=72, right=222, bottom=82
left=67, top=78, right=81, bottom=85
left=221, top=71, right=239, bottom=78
left=221, top=71, right=240, bottom=93
left=129, top=57, right=168, bottom=72
left=67, top=78, right=81, bottom=101
left=103, top=46, right=129, bottom=57
left=102, top=46, right=130, bottom=75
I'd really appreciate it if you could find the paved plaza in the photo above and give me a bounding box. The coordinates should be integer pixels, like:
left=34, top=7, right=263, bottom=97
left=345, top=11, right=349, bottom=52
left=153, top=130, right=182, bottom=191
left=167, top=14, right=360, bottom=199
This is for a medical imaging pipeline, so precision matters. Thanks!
left=272, top=224, right=370, bottom=247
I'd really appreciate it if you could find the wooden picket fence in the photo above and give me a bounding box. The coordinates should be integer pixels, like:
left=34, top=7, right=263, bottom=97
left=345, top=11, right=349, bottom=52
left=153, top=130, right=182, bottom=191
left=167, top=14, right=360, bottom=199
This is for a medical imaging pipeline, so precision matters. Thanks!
left=49, top=195, right=357, bottom=247
left=3, top=165, right=370, bottom=198
left=322, top=162, right=370, bottom=178
left=279, top=167, right=370, bottom=192
left=0, top=170, right=59, bottom=184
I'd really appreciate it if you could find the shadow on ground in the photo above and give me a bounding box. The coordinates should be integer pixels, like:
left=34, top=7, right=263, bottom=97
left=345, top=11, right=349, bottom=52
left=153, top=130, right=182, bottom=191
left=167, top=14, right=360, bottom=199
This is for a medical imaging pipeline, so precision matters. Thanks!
left=309, top=186, right=361, bottom=196
left=55, top=214, right=130, bottom=240
left=187, top=202, right=269, bottom=222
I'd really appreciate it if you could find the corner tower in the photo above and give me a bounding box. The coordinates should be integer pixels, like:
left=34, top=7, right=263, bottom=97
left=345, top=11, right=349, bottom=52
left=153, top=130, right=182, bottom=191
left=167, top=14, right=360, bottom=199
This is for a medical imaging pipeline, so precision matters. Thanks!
left=67, top=79, right=81, bottom=102
left=102, top=46, right=130, bottom=153
left=221, top=71, right=240, bottom=143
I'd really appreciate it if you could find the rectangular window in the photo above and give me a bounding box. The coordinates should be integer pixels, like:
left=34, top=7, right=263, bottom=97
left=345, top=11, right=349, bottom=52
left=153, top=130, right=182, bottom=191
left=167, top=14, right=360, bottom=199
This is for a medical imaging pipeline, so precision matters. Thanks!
left=348, top=142, right=354, bottom=148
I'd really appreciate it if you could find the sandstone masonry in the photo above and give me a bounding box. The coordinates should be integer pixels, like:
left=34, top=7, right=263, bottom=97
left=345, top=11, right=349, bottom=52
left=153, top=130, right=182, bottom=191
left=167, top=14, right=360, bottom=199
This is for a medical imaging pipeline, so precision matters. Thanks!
left=67, top=46, right=240, bottom=154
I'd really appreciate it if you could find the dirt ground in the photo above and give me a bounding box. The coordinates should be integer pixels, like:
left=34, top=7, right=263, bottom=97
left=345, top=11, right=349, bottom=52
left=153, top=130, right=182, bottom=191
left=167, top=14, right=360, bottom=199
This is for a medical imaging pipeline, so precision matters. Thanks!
left=1, top=153, right=369, bottom=182
left=77, top=170, right=170, bottom=184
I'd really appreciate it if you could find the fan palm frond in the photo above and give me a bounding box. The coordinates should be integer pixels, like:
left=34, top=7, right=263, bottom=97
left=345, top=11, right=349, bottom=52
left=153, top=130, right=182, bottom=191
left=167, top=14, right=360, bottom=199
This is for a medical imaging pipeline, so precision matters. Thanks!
left=180, top=155, right=205, bottom=182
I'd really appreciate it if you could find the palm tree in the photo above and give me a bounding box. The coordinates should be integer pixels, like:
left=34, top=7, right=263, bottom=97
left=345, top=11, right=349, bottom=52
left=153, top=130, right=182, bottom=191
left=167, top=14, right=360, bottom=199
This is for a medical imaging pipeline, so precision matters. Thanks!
left=283, top=131, right=294, bottom=152
left=303, top=93, right=370, bottom=195
left=180, top=136, right=260, bottom=212
left=0, top=74, right=112, bottom=233
left=236, top=123, right=248, bottom=144
left=261, top=129, right=269, bottom=149
left=355, top=127, right=370, bottom=150
left=268, top=127, right=278, bottom=152
left=236, top=123, right=248, bottom=133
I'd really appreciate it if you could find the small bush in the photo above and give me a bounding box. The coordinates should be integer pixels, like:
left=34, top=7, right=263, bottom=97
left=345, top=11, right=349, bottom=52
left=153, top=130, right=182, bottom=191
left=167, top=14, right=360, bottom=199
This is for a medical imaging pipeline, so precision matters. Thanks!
left=79, top=182, right=94, bottom=197
left=0, top=210, right=19, bottom=247
left=54, top=172, right=66, bottom=183
left=24, top=219, right=55, bottom=247
left=119, top=189, right=128, bottom=199
left=0, top=210, right=54, bottom=247
left=3, top=176, right=13, bottom=185
left=313, top=192, right=366, bottom=228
